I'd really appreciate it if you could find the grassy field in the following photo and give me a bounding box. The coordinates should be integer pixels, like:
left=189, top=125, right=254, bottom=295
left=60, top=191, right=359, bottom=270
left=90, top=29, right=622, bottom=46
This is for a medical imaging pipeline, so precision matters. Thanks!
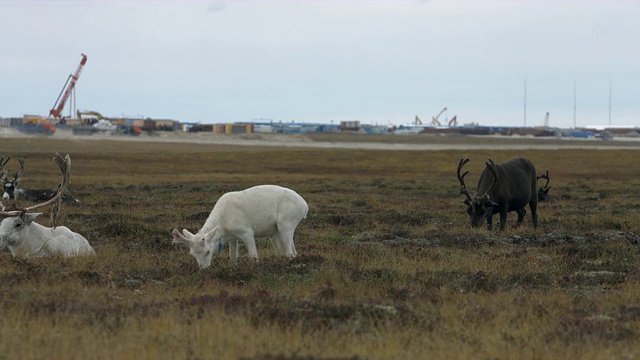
left=1, top=136, right=639, bottom=359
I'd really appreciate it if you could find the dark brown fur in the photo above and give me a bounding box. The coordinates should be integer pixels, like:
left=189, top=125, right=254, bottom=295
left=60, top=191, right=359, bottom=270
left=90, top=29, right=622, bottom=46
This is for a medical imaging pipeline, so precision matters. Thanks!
left=458, top=157, right=538, bottom=231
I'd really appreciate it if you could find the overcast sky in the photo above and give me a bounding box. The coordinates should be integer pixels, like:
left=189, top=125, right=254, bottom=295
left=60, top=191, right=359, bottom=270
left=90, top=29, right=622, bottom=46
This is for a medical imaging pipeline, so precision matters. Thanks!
left=1, top=0, right=639, bottom=128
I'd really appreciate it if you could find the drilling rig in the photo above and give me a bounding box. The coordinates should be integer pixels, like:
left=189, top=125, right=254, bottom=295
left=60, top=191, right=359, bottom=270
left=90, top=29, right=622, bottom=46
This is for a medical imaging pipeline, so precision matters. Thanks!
left=49, top=54, right=88, bottom=119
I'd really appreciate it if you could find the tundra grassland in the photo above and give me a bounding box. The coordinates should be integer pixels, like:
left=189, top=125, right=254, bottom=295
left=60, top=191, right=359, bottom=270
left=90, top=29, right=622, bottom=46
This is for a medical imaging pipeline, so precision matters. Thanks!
left=1, top=136, right=640, bottom=360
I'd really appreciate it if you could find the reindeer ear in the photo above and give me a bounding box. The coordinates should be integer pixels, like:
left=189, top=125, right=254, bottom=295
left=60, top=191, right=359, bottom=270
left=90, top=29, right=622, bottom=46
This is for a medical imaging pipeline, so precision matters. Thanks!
left=480, top=195, right=498, bottom=207
left=203, top=226, right=218, bottom=242
left=182, top=229, right=194, bottom=237
left=22, top=213, right=42, bottom=225
left=182, top=229, right=195, bottom=239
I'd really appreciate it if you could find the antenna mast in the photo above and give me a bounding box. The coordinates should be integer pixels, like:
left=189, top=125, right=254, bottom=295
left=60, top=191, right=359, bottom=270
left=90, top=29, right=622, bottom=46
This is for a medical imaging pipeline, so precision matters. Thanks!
left=608, top=80, right=612, bottom=126
left=523, top=78, right=527, bottom=127
left=573, top=78, right=577, bottom=128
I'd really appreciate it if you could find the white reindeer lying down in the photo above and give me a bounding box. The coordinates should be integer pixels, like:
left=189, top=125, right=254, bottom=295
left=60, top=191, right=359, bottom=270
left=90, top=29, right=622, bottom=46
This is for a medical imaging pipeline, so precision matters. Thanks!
left=0, top=153, right=94, bottom=258
left=172, top=185, right=308, bottom=268
left=0, top=213, right=95, bottom=257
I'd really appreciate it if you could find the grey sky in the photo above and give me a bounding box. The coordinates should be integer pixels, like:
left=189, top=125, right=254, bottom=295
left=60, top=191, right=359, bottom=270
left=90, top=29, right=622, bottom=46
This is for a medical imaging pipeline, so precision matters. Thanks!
left=1, top=0, right=639, bottom=128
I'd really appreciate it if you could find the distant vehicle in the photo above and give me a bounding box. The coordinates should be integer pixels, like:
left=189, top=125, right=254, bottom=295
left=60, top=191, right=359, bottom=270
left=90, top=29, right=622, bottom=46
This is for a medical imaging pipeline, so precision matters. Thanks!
left=72, top=119, right=117, bottom=135
left=92, top=120, right=117, bottom=131
left=76, top=110, right=107, bottom=125
left=16, top=123, right=55, bottom=136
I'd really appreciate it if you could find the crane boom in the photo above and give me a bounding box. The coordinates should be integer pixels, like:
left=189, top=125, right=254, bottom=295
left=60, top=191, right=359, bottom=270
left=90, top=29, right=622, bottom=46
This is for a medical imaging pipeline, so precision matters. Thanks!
left=434, top=107, right=447, bottom=121
left=49, top=53, right=88, bottom=119
left=430, top=107, right=447, bottom=126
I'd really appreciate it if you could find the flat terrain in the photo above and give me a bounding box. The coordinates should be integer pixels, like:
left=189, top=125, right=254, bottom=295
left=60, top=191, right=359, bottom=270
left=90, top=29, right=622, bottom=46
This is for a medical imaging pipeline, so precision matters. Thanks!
left=1, top=133, right=639, bottom=359
left=3, top=126, right=640, bottom=150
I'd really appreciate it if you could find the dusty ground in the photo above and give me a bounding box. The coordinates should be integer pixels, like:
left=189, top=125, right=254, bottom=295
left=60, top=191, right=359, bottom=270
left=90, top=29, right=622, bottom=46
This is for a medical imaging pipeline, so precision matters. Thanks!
left=1, top=126, right=639, bottom=150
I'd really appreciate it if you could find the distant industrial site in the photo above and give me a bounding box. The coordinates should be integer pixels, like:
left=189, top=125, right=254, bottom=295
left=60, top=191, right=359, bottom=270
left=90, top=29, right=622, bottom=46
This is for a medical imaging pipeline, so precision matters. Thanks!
left=1, top=53, right=638, bottom=140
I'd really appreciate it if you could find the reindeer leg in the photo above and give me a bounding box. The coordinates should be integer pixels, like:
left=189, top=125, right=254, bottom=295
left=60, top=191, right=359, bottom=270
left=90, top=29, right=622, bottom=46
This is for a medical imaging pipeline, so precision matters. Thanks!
left=238, top=231, right=259, bottom=263
left=530, top=201, right=539, bottom=230
left=229, top=240, right=239, bottom=265
left=499, top=207, right=508, bottom=231
left=277, top=226, right=298, bottom=258
left=269, top=234, right=285, bottom=255
left=515, top=208, right=527, bottom=227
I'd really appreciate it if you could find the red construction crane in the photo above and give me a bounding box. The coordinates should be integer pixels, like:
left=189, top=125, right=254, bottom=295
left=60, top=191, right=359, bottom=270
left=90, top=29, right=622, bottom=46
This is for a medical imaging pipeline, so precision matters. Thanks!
left=49, top=53, right=88, bottom=119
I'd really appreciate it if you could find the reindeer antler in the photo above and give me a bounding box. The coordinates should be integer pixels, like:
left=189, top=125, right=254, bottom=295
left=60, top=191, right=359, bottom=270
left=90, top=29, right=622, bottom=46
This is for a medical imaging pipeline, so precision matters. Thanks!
left=537, top=170, right=550, bottom=190
left=481, top=159, right=498, bottom=198
left=0, top=155, right=10, bottom=183
left=457, top=157, right=473, bottom=203
left=15, top=158, right=24, bottom=183
left=1, top=155, right=13, bottom=213
left=0, top=155, right=24, bottom=184
left=0, top=153, right=71, bottom=227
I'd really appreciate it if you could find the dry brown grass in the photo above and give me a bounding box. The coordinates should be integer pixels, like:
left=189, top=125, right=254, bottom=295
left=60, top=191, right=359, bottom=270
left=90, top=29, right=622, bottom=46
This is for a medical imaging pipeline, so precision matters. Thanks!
left=1, top=136, right=639, bottom=359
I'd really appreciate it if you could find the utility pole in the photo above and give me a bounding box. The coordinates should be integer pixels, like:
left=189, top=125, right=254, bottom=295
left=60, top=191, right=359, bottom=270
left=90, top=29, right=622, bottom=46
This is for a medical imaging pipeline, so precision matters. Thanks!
left=573, top=78, right=577, bottom=128
left=523, top=79, right=527, bottom=127
left=608, top=80, right=612, bottom=126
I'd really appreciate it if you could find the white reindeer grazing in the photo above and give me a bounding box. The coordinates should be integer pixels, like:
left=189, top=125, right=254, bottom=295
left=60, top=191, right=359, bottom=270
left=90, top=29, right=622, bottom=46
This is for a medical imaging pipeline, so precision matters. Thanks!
left=0, top=153, right=95, bottom=258
left=172, top=185, right=308, bottom=269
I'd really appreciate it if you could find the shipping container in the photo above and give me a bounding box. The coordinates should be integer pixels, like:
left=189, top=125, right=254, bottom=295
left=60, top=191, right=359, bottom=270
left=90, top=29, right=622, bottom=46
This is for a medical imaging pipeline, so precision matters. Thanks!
left=340, top=120, right=360, bottom=131
left=188, top=124, right=214, bottom=132
left=23, top=115, right=48, bottom=125
left=225, top=123, right=253, bottom=134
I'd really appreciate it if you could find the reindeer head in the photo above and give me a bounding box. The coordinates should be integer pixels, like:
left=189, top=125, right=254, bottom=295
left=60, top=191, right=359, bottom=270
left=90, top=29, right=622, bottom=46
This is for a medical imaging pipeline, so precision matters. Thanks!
left=1, top=153, right=71, bottom=228
left=1, top=156, right=24, bottom=201
left=0, top=213, right=43, bottom=250
left=537, top=170, right=551, bottom=202
left=457, top=158, right=499, bottom=228
left=171, top=227, right=222, bottom=269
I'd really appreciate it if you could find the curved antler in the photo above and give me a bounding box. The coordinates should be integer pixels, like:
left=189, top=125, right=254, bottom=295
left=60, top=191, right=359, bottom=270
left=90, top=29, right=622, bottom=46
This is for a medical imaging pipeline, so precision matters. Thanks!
left=457, top=157, right=473, bottom=202
left=0, top=155, right=24, bottom=184
left=0, top=153, right=71, bottom=226
left=25, top=153, right=70, bottom=211
left=15, top=158, right=24, bottom=183
left=537, top=170, right=550, bottom=190
left=0, top=155, right=10, bottom=183
left=1, top=155, right=15, bottom=215
left=0, top=202, right=23, bottom=217
left=481, top=159, right=498, bottom=198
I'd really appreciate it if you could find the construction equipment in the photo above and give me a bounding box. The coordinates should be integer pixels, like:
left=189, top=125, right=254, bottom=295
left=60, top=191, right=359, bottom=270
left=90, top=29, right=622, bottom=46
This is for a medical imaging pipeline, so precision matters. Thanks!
left=448, top=116, right=458, bottom=127
left=414, top=115, right=423, bottom=125
left=430, top=107, right=447, bottom=126
left=76, top=110, right=106, bottom=125
left=121, top=119, right=142, bottom=136
left=71, top=109, right=118, bottom=135
left=49, top=54, right=88, bottom=119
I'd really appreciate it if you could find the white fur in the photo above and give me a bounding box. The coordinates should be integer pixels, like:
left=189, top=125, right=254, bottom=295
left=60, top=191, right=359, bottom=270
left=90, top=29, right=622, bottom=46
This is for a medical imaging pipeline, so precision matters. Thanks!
left=0, top=213, right=95, bottom=258
left=172, top=185, right=308, bottom=268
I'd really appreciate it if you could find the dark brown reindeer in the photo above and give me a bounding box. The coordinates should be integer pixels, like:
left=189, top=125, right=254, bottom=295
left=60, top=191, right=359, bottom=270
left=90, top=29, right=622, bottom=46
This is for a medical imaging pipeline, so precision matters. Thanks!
left=1, top=155, right=23, bottom=201
left=537, top=170, right=551, bottom=202
left=1, top=155, right=79, bottom=203
left=457, top=157, right=538, bottom=231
